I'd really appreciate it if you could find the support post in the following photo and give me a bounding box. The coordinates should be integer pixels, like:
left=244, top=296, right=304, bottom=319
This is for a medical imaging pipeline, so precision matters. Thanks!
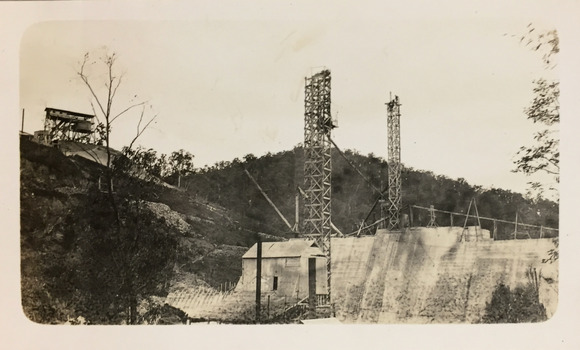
left=514, top=212, right=518, bottom=240
left=450, top=213, right=454, bottom=227
left=461, top=199, right=473, bottom=242
left=244, top=168, right=293, bottom=231
left=255, top=240, right=262, bottom=324
left=427, top=204, right=437, bottom=227
left=330, top=221, right=344, bottom=236
left=294, top=190, right=300, bottom=232
left=308, top=257, right=317, bottom=316
left=473, top=199, right=481, bottom=241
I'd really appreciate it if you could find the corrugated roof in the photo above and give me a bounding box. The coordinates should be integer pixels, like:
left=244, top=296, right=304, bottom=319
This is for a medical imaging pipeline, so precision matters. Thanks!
left=45, top=107, right=95, bottom=120
left=242, top=240, right=322, bottom=259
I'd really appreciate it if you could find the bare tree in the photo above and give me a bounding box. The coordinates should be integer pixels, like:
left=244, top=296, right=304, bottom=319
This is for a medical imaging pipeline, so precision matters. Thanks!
left=75, top=49, right=166, bottom=324
left=77, top=51, right=157, bottom=179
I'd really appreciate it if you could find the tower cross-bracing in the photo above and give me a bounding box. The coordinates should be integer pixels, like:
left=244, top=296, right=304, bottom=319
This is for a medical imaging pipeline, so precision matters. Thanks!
left=303, top=69, right=334, bottom=303
left=44, top=107, right=95, bottom=143
left=385, top=95, right=402, bottom=231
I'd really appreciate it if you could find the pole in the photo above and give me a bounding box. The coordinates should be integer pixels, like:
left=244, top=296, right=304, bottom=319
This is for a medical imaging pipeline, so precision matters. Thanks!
left=514, top=212, right=518, bottom=240
left=244, top=168, right=294, bottom=231
left=473, top=199, right=481, bottom=241
left=461, top=199, right=473, bottom=242
left=255, top=239, right=262, bottom=324
left=21, top=109, right=25, bottom=132
left=462, top=199, right=473, bottom=229
left=330, top=221, right=344, bottom=236
left=295, top=190, right=300, bottom=232
left=308, top=257, right=317, bottom=316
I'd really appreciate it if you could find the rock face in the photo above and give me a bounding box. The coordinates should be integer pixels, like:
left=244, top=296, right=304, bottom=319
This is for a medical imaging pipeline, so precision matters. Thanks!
left=331, top=227, right=557, bottom=323
left=142, top=201, right=191, bottom=234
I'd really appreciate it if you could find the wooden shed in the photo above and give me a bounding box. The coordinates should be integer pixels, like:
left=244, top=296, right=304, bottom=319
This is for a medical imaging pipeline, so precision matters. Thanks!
left=238, top=240, right=328, bottom=299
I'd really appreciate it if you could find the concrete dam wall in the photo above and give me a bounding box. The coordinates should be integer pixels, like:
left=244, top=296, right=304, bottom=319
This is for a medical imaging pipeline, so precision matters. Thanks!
left=331, top=227, right=557, bottom=324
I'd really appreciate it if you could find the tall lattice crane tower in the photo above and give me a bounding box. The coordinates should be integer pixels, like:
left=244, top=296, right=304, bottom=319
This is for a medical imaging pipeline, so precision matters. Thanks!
left=303, top=69, right=334, bottom=301
left=382, top=94, right=402, bottom=231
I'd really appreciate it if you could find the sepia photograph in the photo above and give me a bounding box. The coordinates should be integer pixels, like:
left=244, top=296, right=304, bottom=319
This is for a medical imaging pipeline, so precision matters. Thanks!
left=3, top=0, right=580, bottom=349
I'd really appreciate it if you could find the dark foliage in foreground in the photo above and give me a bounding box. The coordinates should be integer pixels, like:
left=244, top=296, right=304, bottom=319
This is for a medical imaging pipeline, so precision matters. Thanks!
left=481, top=282, right=547, bottom=323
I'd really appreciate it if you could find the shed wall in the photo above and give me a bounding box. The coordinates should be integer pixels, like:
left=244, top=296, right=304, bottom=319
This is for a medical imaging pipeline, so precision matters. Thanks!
left=238, top=256, right=327, bottom=299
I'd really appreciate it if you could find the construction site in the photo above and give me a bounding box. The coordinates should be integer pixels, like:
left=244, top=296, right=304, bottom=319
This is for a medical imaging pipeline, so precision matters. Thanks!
left=163, top=69, right=559, bottom=324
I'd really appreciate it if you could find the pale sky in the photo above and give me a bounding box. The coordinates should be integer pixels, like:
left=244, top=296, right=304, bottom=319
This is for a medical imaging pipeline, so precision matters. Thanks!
left=19, top=7, right=558, bottom=196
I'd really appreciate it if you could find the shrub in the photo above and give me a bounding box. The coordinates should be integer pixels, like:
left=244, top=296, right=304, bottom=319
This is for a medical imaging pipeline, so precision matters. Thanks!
left=481, top=282, right=547, bottom=323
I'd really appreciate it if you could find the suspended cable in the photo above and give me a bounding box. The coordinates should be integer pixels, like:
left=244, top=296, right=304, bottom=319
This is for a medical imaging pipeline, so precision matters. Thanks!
left=328, top=136, right=384, bottom=198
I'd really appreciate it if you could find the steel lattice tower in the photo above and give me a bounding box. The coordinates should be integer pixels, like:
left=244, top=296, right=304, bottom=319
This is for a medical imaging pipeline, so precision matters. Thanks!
left=303, top=69, right=334, bottom=301
left=384, top=95, right=402, bottom=231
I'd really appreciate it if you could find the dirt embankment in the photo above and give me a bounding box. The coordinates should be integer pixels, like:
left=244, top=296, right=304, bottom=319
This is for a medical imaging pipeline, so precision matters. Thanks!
left=20, top=138, right=268, bottom=323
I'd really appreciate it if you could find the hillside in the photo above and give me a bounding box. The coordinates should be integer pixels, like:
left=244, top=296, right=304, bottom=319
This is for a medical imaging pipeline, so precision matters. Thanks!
left=184, top=146, right=559, bottom=239
left=20, top=138, right=558, bottom=324
left=20, top=138, right=284, bottom=324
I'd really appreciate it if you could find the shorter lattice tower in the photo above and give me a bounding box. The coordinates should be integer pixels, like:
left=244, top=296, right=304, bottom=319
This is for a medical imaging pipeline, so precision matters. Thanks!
left=382, top=94, right=402, bottom=231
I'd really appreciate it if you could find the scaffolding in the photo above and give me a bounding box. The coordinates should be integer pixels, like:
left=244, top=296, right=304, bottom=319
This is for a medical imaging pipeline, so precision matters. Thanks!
left=382, top=95, right=402, bottom=231
left=302, top=69, right=334, bottom=304
left=43, top=107, right=95, bottom=143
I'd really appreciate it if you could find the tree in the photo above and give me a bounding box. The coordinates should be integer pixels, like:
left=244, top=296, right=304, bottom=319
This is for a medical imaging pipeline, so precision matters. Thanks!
left=121, top=146, right=170, bottom=179
left=77, top=50, right=158, bottom=188
left=75, top=49, right=175, bottom=324
left=168, top=149, right=195, bottom=188
left=514, top=79, right=559, bottom=183
left=512, top=26, right=560, bottom=263
left=513, top=27, right=559, bottom=197
left=481, top=283, right=546, bottom=323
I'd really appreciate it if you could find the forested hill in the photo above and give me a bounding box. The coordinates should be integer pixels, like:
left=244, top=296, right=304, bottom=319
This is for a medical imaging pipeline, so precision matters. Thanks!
left=20, top=138, right=557, bottom=324
left=20, top=138, right=284, bottom=324
left=183, top=146, right=559, bottom=240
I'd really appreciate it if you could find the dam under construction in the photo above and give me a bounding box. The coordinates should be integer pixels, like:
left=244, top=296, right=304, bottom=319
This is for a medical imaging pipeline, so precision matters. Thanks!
left=165, top=69, right=558, bottom=324
left=167, top=227, right=557, bottom=324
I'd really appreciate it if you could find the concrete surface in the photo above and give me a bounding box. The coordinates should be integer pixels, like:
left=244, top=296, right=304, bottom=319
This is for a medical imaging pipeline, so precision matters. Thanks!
left=331, top=227, right=557, bottom=323
left=167, top=227, right=558, bottom=324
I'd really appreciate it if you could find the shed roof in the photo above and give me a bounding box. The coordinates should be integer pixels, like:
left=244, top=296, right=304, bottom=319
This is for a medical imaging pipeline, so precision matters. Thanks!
left=45, top=107, right=95, bottom=121
left=242, top=240, right=324, bottom=259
